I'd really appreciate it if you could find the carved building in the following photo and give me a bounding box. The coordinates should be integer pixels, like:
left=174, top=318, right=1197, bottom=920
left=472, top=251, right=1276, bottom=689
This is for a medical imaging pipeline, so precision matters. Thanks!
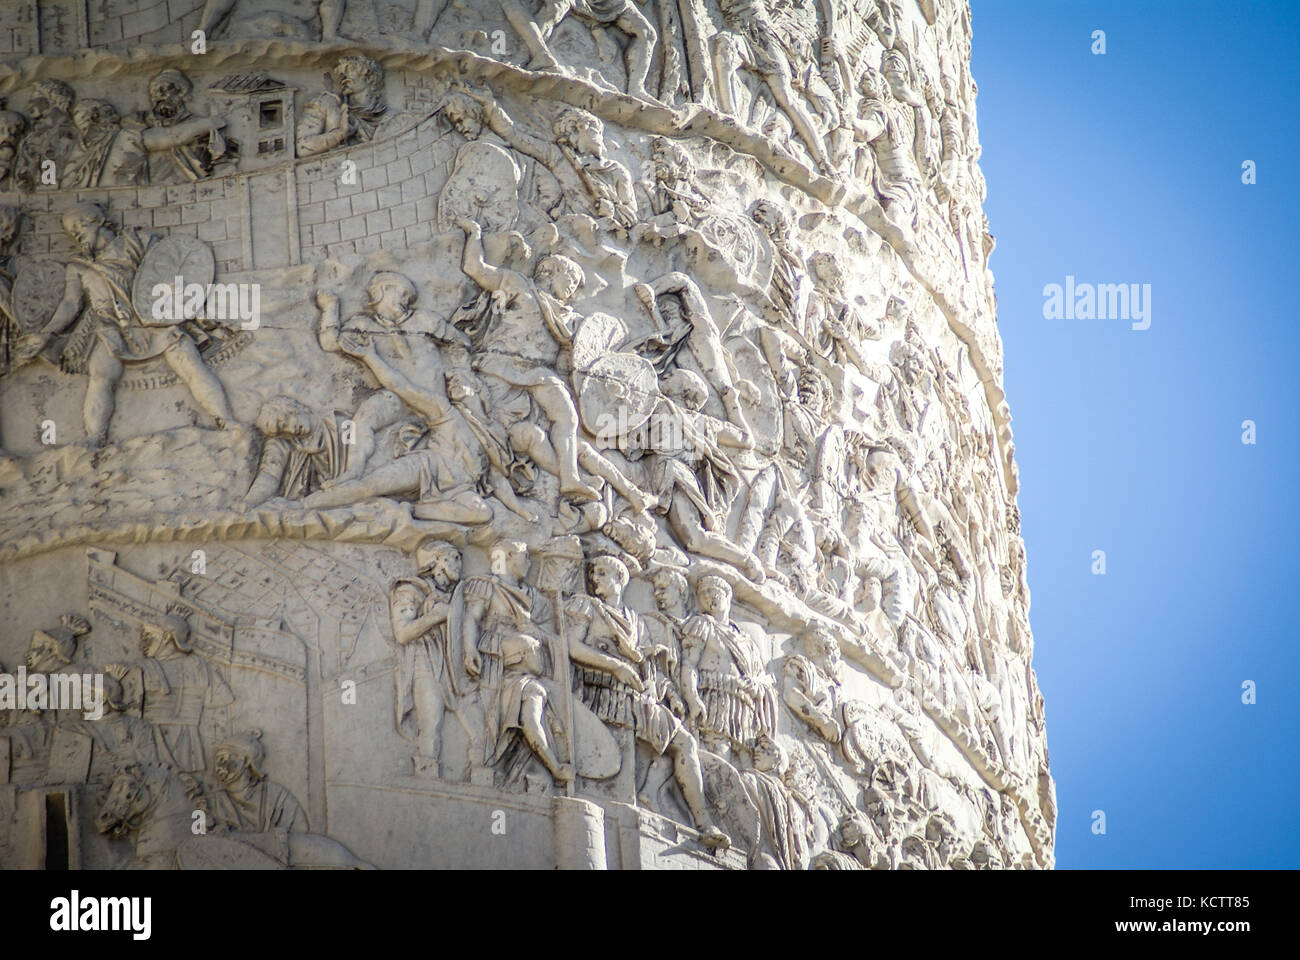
left=0, top=0, right=1053, bottom=870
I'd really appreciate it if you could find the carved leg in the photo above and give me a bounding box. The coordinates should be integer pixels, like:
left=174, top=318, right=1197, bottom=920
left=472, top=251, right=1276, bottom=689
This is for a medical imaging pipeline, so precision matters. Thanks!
left=84, top=342, right=124, bottom=446
left=613, top=6, right=658, bottom=100
left=318, top=0, right=345, bottom=41
left=198, top=0, right=238, bottom=36
left=666, top=729, right=727, bottom=848
left=519, top=689, right=573, bottom=784
left=163, top=336, right=234, bottom=428
left=519, top=380, right=600, bottom=501
left=764, top=70, right=831, bottom=171
left=668, top=496, right=764, bottom=583
left=327, top=390, right=403, bottom=486
left=301, top=455, right=423, bottom=508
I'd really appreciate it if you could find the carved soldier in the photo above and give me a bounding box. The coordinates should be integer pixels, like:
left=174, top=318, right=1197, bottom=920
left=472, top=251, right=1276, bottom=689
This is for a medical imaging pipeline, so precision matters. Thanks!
left=456, top=217, right=600, bottom=502
left=633, top=271, right=757, bottom=438
left=805, top=252, right=882, bottom=373
left=711, top=0, right=830, bottom=171
left=631, top=370, right=764, bottom=582
left=106, top=614, right=234, bottom=774
left=208, top=730, right=308, bottom=835
left=315, top=275, right=470, bottom=484
left=462, top=90, right=637, bottom=233
left=680, top=576, right=776, bottom=755
left=0, top=110, right=26, bottom=191
left=390, top=540, right=464, bottom=777
left=781, top=625, right=843, bottom=743
left=245, top=396, right=350, bottom=506
left=12, top=203, right=235, bottom=447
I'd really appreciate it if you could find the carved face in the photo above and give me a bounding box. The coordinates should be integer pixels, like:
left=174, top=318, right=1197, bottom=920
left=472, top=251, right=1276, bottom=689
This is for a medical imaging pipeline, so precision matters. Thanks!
left=652, top=575, right=684, bottom=612
left=96, top=769, right=149, bottom=838
left=696, top=578, right=731, bottom=619
left=587, top=559, right=626, bottom=604
left=139, top=627, right=176, bottom=659
left=25, top=632, right=67, bottom=672
left=150, top=80, right=188, bottom=121
left=535, top=257, right=581, bottom=302
left=64, top=215, right=114, bottom=257
left=445, top=99, right=483, bottom=140
left=752, top=737, right=782, bottom=774
left=491, top=543, right=529, bottom=580
left=214, top=747, right=250, bottom=788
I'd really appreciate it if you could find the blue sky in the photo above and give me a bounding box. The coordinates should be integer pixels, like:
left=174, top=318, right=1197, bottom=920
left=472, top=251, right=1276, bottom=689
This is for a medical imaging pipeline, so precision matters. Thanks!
left=970, top=0, right=1300, bottom=868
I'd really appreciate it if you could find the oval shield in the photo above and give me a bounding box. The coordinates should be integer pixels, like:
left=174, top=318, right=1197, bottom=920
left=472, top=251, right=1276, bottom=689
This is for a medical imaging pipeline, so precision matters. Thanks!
left=131, top=235, right=216, bottom=327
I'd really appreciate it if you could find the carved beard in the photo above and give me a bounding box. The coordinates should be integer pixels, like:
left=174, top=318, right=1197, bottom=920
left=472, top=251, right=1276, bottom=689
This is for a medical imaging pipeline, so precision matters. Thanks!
left=152, top=95, right=185, bottom=124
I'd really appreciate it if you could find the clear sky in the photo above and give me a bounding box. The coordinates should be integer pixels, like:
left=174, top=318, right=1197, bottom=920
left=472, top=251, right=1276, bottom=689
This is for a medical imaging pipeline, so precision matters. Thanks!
left=970, top=0, right=1299, bottom=868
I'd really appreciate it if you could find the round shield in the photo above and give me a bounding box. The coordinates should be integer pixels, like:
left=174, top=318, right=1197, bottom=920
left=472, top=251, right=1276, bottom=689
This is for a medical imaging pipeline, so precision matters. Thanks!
left=436, top=141, right=521, bottom=235
left=569, top=310, right=629, bottom=376
left=577, top=352, right=659, bottom=439
left=131, top=235, right=215, bottom=327
left=11, top=258, right=68, bottom=333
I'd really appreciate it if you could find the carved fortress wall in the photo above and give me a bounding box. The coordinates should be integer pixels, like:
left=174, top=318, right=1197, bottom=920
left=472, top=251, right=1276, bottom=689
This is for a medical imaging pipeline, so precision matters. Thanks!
left=0, top=0, right=1053, bottom=871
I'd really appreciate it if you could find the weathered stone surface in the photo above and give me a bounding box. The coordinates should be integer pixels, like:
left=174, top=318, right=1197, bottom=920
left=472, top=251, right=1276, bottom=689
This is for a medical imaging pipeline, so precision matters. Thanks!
left=0, top=0, right=1052, bottom=870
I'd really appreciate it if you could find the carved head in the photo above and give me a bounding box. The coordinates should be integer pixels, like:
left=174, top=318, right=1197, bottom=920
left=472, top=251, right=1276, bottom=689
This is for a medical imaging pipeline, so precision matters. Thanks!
left=587, top=555, right=629, bottom=605
left=28, top=80, right=74, bottom=120
left=801, top=624, right=842, bottom=681
left=490, top=538, right=530, bottom=581
left=651, top=137, right=694, bottom=181
left=881, top=50, right=918, bottom=103
left=534, top=254, right=584, bottom=303
left=72, top=99, right=120, bottom=138
left=96, top=765, right=152, bottom=838
left=254, top=395, right=316, bottom=439
left=148, top=69, right=192, bottom=121
left=752, top=734, right=788, bottom=775
left=140, top=614, right=192, bottom=659
left=416, top=539, right=461, bottom=586
left=808, top=251, right=843, bottom=291
left=661, top=368, right=708, bottom=412
left=332, top=56, right=385, bottom=113
left=366, top=272, right=417, bottom=323
left=651, top=567, right=688, bottom=613
left=655, top=293, right=685, bottom=327
left=694, top=575, right=732, bottom=620
left=0, top=111, right=26, bottom=180
left=749, top=199, right=790, bottom=244
left=442, top=90, right=484, bottom=139
left=857, top=66, right=885, bottom=102
left=553, top=106, right=604, bottom=156
left=61, top=201, right=115, bottom=256
left=25, top=614, right=89, bottom=672
left=214, top=730, right=267, bottom=788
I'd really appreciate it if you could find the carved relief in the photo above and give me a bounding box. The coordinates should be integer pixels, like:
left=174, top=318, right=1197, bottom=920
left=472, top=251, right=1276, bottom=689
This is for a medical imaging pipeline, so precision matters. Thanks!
left=0, top=0, right=1050, bottom=869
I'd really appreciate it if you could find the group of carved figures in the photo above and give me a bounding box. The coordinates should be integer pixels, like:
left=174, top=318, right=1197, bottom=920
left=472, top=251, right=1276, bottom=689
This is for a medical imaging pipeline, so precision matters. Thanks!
left=0, top=54, right=405, bottom=192
left=1, top=613, right=367, bottom=868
